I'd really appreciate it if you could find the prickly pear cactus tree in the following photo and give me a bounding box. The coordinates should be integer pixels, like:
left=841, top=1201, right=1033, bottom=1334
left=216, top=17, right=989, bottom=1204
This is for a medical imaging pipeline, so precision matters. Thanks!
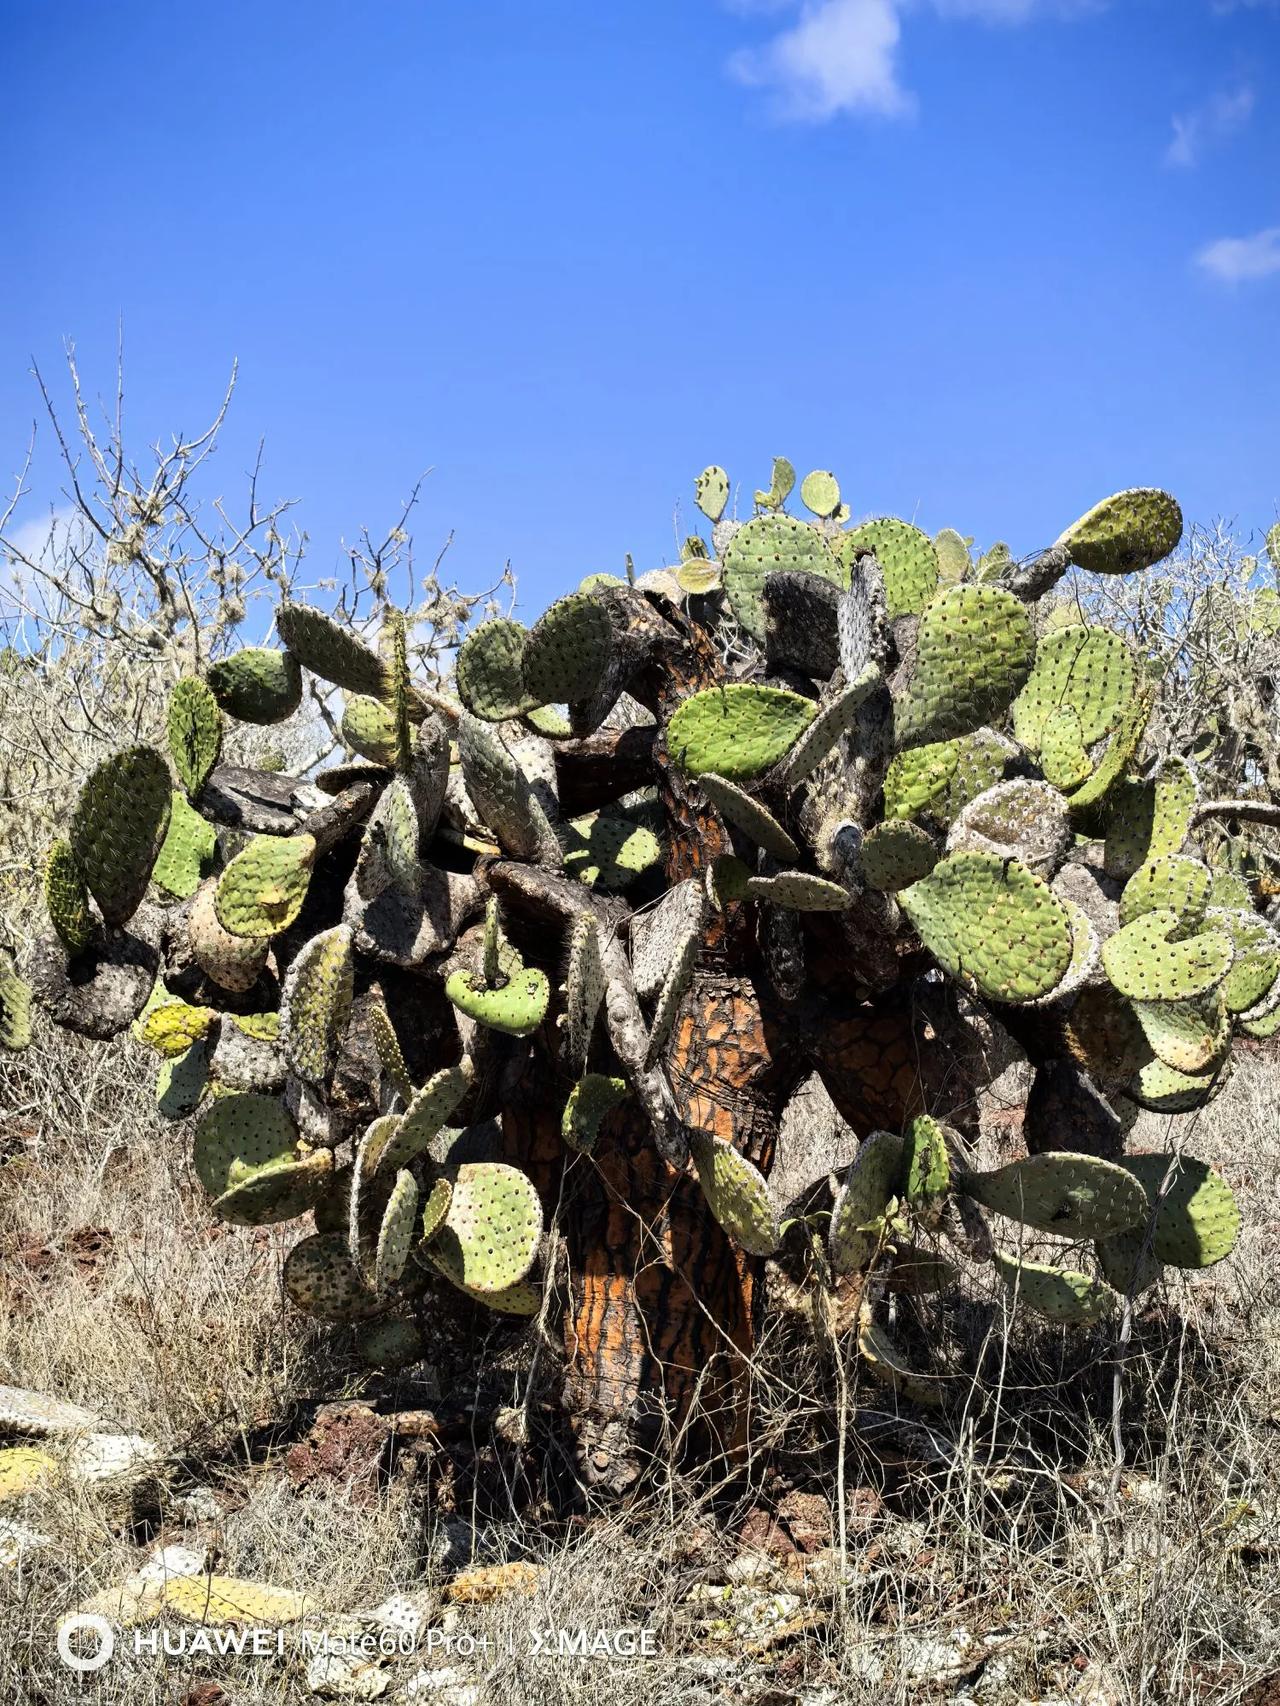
left=7, top=470, right=1266, bottom=1493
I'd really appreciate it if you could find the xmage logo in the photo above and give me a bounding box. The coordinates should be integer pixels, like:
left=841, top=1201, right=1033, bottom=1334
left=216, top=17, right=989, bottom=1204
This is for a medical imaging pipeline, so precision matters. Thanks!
left=56, top=1614, right=116, bottom=1673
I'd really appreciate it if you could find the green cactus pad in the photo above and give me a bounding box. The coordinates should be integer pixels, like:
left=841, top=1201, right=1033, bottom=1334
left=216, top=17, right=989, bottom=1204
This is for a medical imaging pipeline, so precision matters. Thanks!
left=446, top=958, right=550, bottom=1037
left=524, top=704, right=574, bottom=738
left=1120, top=1153, right=1240, bottom=1268
left=458, top=713, right=561, bottom=865
left=1067, top=688, right=1156, bottom=815
left=975, top=541, right=1011, bottom=580
left=1207, top=907, right=1280, bottom=1014
left=1131, top=993, right=1230, bottom=1075
left=358, top=1317, right=425, bottom=1372
left=456, top=617, right=534, bottom=720
left=829, top=1129, right=903, bottom=1275
left=933, top=528, right=971, bottom=584
left=782, top=665, right=881, bottom=785
left=883, top=740, right=960, bottom=820
left=901, top=1114, right=950, bottom=1219
left=676, top=558, right=722, bottom=595
left=376, top=776, right=422, bottom=895
left=1241, top=1004, right=1280, bottom=1040
left=839, top=518, right=939, bottom=619
left=1094, top=1227, right=1163, bottom=1296
left=947, top=780, right=1070, bottom=877
left=1055, top=488, right=1183, bottom=574
left=1011, top=626, right=1137, bottom=753
left=745, top=872, right=850, bottom=911
left=282, top=924, right=354, bottom=1085
left=563, top=809, right=663, bottom=891
left=419, top=1175, right=453, bottom=1247
left=151, top=792, right=218, bottom=899
left=190, top=879, right=270, bottom=992
left=895, top=585, right=1034, bottom=747
left=155, top=1038, right=212, bottom=1119
left=562, top=1074, right=629, bottom=1154
left=690, top=1134, right=781, bottom=1256
left=886, top=1246, right=958, bottom=1295
left=860, top=819, right=938, bottom=891
left=706, top=854, right=751, bottom=910
left=695, top=465, right=730, bottom=523
left=276, top=604, right=388, bottom=696
left=668, top=683, right=818, bottom=782
left=44, top=840, right=93, bottom=955
left=900, top=852, right=1074, bottom=1004
left=423, top=1241, right=543, bottom=1314
left=1039, top=707, right=1092, bottom=791
left=137, top=998, right=219, bottom=1058
left=341, top=696, right=398, bottom=765
left=215, top=833, right=316, bottom=938
left=1127, top=1055, right=1225, bottom=1113
left=194, top=1092, right=300, bottom=1196
left=388, top=1061, right=475, bottom=1167
left=207, top=647, right=303, bottom=724
left=374, top=1168, right=419, bottom=1294
left=857, top=1318, right=945, bottom=1408
left=522, top=593, right=612, bottom=708
left=348, top=1113, right=403, bottom=1252
left=962, top=1151, right=1147, bottom=1239
left=1101, top=909, right=1233, bottom=1003
left=383, top=607, right=412, bottom=771
left=367, top=997, right=412, bottom=1101
left=722, top=513, right=844, bottom=642
left=944, top=730, right=1016, bottom=822
left=562, top=914, right=604, bottom=1073
left=698, top=773, right=798, bottom=860
left=70, top=746, right=172, bottom=926
left=232, top=1011, right=281, bottom=1043
left=993, top=1252, right=1116, bottom=1324
left=800, top=470, right=841, bottom=518
left=213, top=1148, right=333, bottom=1226
left=1103, top=757, right=1198, bottom=879
left=644, top=912, right=701, bottom=1067
left=1118, top=855, right=1212, bottom=931
left=631, top=879, right=705, bottom=999
left=754, top=456, right=796, bottom=511
left=167, top=677, right=223, bottom=798
left=0, top=954, right=33, bottom=1053
left=284, top=1233, right=378, bottom=1320
left=432, top=1162, right=544, bottom=1292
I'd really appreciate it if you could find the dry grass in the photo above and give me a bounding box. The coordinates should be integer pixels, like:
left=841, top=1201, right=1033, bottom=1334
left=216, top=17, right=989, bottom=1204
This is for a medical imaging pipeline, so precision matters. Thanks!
left=1, top=1009, right=1278, bottom=1705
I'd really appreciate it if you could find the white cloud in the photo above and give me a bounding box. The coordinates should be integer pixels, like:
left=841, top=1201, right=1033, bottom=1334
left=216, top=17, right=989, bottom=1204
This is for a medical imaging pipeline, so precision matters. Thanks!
left=726, top=0, right=1097, bottom=122
left=1195, top=226, right=1280, bottom=284
left=729, top=0, right=912, bottom=121
left=1165, top=82, right=1254, bottom=166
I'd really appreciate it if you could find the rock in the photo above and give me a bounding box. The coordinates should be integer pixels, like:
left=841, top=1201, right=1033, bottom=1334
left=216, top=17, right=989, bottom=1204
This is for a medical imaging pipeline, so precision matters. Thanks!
left=285, top=1402, right=391, bottom=1499
left=736, top=1507, right=797, bottom=1562
left=777, top=1489, right=835, bottom=1553
left=725, top=1547, right=788, bottom=1586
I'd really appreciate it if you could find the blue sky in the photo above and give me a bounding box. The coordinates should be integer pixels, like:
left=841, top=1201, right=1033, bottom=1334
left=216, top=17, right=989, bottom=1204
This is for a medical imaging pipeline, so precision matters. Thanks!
left=2, top=0, right=1277, bottom=620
